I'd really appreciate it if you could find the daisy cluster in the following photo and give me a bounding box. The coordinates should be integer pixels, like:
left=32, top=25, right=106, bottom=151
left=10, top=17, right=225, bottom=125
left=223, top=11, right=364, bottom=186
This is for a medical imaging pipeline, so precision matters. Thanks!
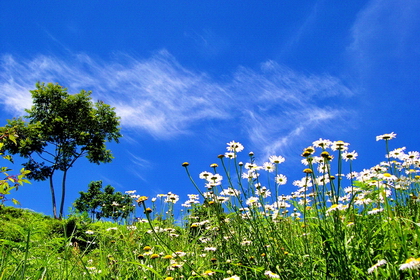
left=183, top=135, right=418, bottom=222
left=134, top=133, right=420, bottom=226
left=110, top=133, right=420, bottom=278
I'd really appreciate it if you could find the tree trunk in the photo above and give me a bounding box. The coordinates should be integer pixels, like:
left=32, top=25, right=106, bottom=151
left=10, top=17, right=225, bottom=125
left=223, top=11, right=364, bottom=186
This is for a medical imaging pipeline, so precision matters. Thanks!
left=49, top=173, right=57, bottom=219
left=59, top=169, right=68, bottom=219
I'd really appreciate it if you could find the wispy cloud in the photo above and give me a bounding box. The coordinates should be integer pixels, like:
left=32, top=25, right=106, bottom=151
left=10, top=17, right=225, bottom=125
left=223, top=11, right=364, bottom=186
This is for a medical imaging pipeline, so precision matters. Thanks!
left=228, top=61, right=353, bottom=157
left=184, top=28, right=230, bottom=59
left=349, top=0, right=420, bottom=81
left=125, top=152, right=151, bottom=182
left=128, top=152, right=152, bottom=169
left=0, top=50, right=355, bottom=156
left=277, top=2, right=320, bottom=56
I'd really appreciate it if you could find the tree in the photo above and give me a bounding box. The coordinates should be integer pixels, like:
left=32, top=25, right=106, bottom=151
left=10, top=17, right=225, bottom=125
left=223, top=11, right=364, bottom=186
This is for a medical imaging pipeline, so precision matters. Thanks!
left=0, top=82, right=122, bottom=218
left=73, top=180, right=135, bottom=222
left=72, top=180, right=103, bottom=221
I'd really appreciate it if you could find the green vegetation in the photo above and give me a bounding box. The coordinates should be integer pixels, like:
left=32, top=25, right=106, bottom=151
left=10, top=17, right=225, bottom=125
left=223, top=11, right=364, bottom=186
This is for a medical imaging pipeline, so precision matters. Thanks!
left=73, top=180, right=135, bottom=222
left=1, top=134, right=420, bottom=279
left=0, top=82, right=122, bottom=218
left=0, top=130, right=31, bottom=206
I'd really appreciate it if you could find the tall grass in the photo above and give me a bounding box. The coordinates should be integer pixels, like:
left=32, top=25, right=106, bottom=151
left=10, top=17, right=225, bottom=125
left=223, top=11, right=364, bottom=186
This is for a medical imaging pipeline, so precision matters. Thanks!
left=1, top=133, right=420, bottom=279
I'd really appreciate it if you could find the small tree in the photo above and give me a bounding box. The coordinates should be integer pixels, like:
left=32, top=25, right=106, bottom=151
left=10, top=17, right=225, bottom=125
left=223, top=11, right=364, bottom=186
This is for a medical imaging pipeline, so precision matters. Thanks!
left=73, top=180, right=135, bottom=221
left=0, top=82, right=122, bottom=218
left=72, top=180, right=103, bottom=221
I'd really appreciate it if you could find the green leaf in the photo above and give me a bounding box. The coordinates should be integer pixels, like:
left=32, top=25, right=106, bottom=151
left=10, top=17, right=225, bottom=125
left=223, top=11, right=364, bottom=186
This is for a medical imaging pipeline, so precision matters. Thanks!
left=12, top=198, right=20, bottom=205
left=3, top=154, right=13, bottom=163
left=8, top=133, right=17, bottom=144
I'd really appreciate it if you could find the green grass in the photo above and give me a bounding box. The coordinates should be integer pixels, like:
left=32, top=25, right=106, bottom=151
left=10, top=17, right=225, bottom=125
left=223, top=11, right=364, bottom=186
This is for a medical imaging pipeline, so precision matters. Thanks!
left=1, top=136, right=420, bottom=279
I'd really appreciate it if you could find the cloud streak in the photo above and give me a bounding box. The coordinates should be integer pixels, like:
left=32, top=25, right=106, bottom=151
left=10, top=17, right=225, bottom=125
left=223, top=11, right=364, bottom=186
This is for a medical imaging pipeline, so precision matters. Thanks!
left=0, top=50, right=355, bottom=156
left=349, top=0, right=420, bottom=82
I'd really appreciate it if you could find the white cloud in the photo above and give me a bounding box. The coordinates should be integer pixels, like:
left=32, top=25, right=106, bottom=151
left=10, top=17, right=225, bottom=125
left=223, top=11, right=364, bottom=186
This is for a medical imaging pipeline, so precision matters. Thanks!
left=0, top=51, right=355, bottom=156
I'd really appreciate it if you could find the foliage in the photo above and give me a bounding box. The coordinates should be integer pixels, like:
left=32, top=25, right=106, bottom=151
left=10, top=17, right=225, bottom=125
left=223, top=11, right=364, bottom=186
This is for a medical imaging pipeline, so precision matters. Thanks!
left=73, top=180, right=135, bottom=222
left=0, top=82, right=122, bottom=218
left=0, top=206, right=63, bottom=249
left=0, top=130, right=31, bottom=206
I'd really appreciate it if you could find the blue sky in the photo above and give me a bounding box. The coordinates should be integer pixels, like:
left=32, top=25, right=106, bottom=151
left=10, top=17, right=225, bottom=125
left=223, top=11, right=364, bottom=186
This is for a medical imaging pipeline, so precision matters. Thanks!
left=1, top=0, right=419, bottom=217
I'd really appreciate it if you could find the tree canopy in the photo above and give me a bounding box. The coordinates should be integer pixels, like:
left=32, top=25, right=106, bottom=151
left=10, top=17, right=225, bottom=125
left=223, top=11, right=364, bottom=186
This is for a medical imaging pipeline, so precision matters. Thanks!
left=0, top=82, right=122, bottom=218
left=73, top=180, right=135, bottom=222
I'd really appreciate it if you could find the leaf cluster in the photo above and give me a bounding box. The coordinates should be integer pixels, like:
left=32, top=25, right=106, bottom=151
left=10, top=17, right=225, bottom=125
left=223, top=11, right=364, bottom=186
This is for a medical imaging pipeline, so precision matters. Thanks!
left=0, top=132, right=31, bottom=205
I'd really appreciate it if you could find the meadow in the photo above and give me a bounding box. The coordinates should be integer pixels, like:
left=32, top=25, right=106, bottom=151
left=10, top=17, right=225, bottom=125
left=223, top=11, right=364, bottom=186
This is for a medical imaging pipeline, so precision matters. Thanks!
left=1, top=133, right=420, bottom=279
